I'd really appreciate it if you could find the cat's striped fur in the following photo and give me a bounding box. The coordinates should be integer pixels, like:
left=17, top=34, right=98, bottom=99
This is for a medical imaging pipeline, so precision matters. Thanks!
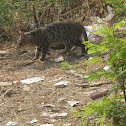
left=17, top=21, right=88, bottom=61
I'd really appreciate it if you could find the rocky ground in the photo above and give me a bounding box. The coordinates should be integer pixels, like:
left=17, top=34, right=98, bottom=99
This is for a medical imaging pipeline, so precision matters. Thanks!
left=0, top=47, right=114, bottom=126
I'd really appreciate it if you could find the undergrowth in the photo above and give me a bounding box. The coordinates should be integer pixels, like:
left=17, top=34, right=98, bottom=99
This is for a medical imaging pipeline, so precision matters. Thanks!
left=71, top=0, right=126, bottom=125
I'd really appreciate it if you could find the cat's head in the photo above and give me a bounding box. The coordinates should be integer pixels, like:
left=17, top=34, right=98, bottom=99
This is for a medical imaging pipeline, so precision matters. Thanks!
left=17, top=31, right=33, bottom=48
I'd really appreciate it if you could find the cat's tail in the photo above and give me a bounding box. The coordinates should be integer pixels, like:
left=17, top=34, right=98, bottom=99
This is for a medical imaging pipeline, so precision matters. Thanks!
left=82, top=26, right=88, bottom=41
left=82, top=26, right=89, bottom=55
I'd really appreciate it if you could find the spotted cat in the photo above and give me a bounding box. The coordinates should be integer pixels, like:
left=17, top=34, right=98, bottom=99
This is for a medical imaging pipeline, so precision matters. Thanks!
left=17, top=21, right=88, bottom=61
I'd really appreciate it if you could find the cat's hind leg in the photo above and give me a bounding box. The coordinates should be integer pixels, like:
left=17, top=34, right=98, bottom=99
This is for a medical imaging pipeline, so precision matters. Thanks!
left=40, top=45, right=49, bottom=61
left=61, top=43, right=71, bottom=55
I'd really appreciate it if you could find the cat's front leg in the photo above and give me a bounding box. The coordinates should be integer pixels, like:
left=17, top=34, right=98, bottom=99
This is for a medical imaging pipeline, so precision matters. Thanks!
left=34, top=46, right=41, bottom=60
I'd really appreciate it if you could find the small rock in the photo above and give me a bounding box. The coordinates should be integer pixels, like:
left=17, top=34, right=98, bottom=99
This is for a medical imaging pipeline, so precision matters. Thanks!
left=58, top=113, right=68, bottom=117
left=68, top=101, right=80, bottom=107
left=63, top=123, right=72, bottom=126
left=20, top=76, right=45, bottom=85
left=50, top=113, right=68, bottom=118
left=54, top=81, right=69, bottom=88
left=26, top=119, right=38, bottom=124
left=57, top=97, right=67, bottom=102
left=41, top=102, right=45, bottom=105
left=49, top=113, right=59, bottom=118
left=5, top=122, right=18, bottom=126
left=42, top=112, right=68, bottom=119
left=0, top=50, right=8, bottom=54
left=90, top=89, right=109, bottom=100
left=88, top=57, right=93, bottom=60
left=103, top=66, right=111, bottom=71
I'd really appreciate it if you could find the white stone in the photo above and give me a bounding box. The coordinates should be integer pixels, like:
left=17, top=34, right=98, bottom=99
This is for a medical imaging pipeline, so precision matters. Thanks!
left=103, top=66, right=110, bottom=71
left=20, top=76, right=45, bottom=84
left=54, top=81, right=69, bottom=88
left=58, top=113, right=68, bottom=117
left=88, top=57, right=93, bottom=60
left=68, top=101, right=80, bottom=107
left=26, top=119, right=38, bottom=124
left=5, top=122, right=18, bottom=126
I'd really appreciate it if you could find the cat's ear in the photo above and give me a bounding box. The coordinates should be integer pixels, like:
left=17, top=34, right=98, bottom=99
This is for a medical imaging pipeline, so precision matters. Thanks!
left=21, top=32, right=25, bottom=36
left=21, top=32, right=26, bottom=38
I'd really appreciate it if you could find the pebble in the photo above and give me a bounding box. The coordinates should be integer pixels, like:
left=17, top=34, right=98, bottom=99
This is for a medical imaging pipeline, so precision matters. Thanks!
left=54, top=81, right=69, bottom=88
left=26, top=119, right=38, bottom=124
left=5, top=122, right=18, bottom=126
left=90, top=89, right=109, bottom=100
left=68, top=101, right=80, bottom=107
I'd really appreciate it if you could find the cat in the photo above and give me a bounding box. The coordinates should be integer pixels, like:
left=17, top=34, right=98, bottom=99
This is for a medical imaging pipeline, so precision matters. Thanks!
left=17, top=21, right=88, bottom=61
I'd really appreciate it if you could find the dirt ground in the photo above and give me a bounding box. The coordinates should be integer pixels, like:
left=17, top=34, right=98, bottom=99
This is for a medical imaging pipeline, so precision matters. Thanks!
left=0, top=47, right=113, bottom=126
